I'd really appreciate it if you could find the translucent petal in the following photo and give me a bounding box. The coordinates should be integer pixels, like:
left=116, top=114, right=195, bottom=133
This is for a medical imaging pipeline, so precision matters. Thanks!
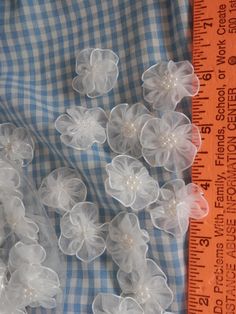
left=120, top=297, right=144, bottom=313
left=88, top=107, right=108, bottom=128
left=148, top=276, right=173, bottom=309
left=142, top=147, right=170, bottom=167
left=76, top=236, right=106, bottom=262
left=55, top=114, right=74, bottom=134
left=168, top=60, right=194, bottom=77
left=0, top=166, right=20, bottom=190
left=164, top=140, right=198, bottom=172
left=105, top=178, right=135, bottom=207
left=15, top=217, right=39, bottom=241
left=58, top=234, right=81, bottom=256
left=174, top=123, right=201, bottom=151
left=162, top=111, right=191, bottom=131
left=70, top=202, right=99, bottom=225
left=161, top=179, right=185, bottom=199
left=179, top=73, right=200, bottom=96
left=60, top=212, right=79, bottom=238
left=8, top=242, right=46, bottom=272
left=4, top=196, right=25, bottom=225
left=90, top=48, right=119, bottom=66
left=59, top=178, right=87, bottom=209
left=92, top=293, right=121, bottom=313
left=75, top=48, right=94, bottom=73
left=72, top=72, right=95, bottom=94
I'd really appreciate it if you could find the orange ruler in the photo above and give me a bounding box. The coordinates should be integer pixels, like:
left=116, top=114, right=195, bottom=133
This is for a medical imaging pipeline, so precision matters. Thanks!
left=188, top=0, right=236, bottom=314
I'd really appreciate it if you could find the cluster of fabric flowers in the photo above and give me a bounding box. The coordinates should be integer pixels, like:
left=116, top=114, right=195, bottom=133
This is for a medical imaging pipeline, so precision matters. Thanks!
left=39, top=167, right=108, bottom=263
left=43, top=49, right=208, bottom=313
left=0, top=159, right=61, bottom=313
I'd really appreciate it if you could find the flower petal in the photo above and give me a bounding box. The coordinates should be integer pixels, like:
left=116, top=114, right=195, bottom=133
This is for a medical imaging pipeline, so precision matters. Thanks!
left=70, top=202, right=99, bottom=225
left=186, top=183, right=209, bottom=219
left=58, top=234, right=82, bottom=256
left=90, top=48, right=119, bottom=66
left=76, top=236, right=106, bottom=262
left=55, top=114, right=74, bottom=134
left=75, top=48, right=94, bottom=73
left=92, top=293, right=121, bottom=314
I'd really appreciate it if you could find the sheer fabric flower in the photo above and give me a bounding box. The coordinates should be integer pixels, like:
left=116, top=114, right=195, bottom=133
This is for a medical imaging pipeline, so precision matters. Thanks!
left=59, top=202, right=107, bottom=262
left=92, top=293, right=144, bottom=314
left=107, top=103, right=151, bottom=158
left=117, top=258, right=173, bottom=314
left=147, top=179, right=209, bottom=236
left=55, top=107, right=108, bottom=150
left=0, top=290, right=27, bottom=314
left=142, top=60, right=199, bottom=111
left=0, top=123, right=34, bottom=167
left=72, top=48, right=119, bottom=97
left=1, top=196, right=39, bottom=241
left=106, top=212, right=149, bottom=272
left=8, top=242, right=46, bottom=273
left=38, top=167, right=87, bottom=214
left=0, top=160, right=21, bottom=199
left=105, top=155, right=159, bottom=211
left=7, top=264, right=60, bottom=309
left=140, top=111, right=201, bottom=172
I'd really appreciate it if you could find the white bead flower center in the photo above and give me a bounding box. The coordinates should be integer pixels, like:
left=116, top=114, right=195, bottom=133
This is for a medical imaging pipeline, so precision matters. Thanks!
left=24, top=287, right=37, bottom=301
left=166, top=199, right=179, bottom=216
left=160, top=133, right=178, bottom=148
left=122, top=122, right=137, bottom=138
left=161, top=73, right=178, bottom=90
left=125, top=175, right=141, bottom=191
left=122, top=233, right=134, bottom=249
left=136, top=285, right=151, bottom=304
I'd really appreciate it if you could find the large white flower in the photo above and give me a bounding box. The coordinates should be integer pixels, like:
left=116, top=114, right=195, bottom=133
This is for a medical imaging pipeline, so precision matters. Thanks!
left=55, top=106, right=108, bottom=150
left=72, top=48, right=119, bottom=97
left=38, top=167, right=87, bottom=214
left=142, top=60, right=199, bottom=111
left=140, top=111, right=201, bottom=172
left=117, top=258, right=173, bottom=314
left=6, top=264, right=60, bottom=309
left=107, top=103, right=151, bottom=158
left=8, top=241, right=46, bottom=273
left=106, top=212, right=149, bottom=272
left=147, top=179, right=209, bottom=236
left=92, top=293, right=144, bottom=314
left=1, top=196, right=39, bottom=242
left=105, top=155, right=159, bottom=211
left=58, top=202, right=107, bottom=263
left=0, top=123, right=34, bottom=167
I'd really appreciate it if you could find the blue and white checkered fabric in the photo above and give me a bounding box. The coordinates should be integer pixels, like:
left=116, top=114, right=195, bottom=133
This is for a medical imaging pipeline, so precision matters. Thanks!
left=0, top=1, right=192, bottom=313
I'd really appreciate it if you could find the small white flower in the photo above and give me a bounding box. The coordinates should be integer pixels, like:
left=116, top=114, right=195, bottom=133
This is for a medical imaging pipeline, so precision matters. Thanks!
left=142, top=60, right=199, bottom=111
left=55, top=106, right=108, bottom=150
left=117, top=258, right=173, bottom=314
left=38, top=167, right=87, bottom=214
left=106, top=212, right=149, bottom=272
left=58, top=202, right=107, bottom=263
left=92, top=293, right=144, bottom=314
left=147, top=179, right=209, bottom=236
left=0, top=123, right=34, bottom=167
left=1, top=196, right=39, bottom=241
left=105, top=155, right=159, bottom=211
left=6, top=264, right=60, bottom=309
left=72, top=48, right=119, bottom=97
left=107, top=103, right=152, bottom=158
left=140, top=111, right=201, bottom=172
left=8, top=241, right=46, bottom=273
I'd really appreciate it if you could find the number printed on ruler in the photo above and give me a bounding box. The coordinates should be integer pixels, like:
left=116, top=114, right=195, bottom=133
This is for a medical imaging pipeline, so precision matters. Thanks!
left=188, top=1, right=236, bottom=314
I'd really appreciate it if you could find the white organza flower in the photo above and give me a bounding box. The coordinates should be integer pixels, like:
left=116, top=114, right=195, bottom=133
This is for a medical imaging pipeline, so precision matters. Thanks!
left=107, top=103, right=152, bottom=158
left=105, top=155, right=159, bottom=211
left=1, top=196, right=39, bottom=241
left=92, top=293, right=144, bottom=314
left=38, top=167, right=87, bottom=214
left=7, top=264, right=60, bottom=309
left=0, top=160, right=22, bottom=199
left=72, top=48, right=119, bottom=97
left=117, top=258, right=173, bottom=314
left=58, top=202, right=107, bottom=262
left=0, top=123, right=34, bottom=167
left=140, top=111, right=201, bottom=172
left=147, top=179, right=209, bottom=236
left=106, top=212, right=149, bottom=272
left=8, top=241, right=46, bottom=273
left=55, top=107, right=108, bottom=150
left=142, top=60, right=199, bottom=111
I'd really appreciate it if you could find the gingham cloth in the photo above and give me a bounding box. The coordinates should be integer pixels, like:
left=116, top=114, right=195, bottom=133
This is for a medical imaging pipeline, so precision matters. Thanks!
left=0, top=1, right=192, bottom=313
